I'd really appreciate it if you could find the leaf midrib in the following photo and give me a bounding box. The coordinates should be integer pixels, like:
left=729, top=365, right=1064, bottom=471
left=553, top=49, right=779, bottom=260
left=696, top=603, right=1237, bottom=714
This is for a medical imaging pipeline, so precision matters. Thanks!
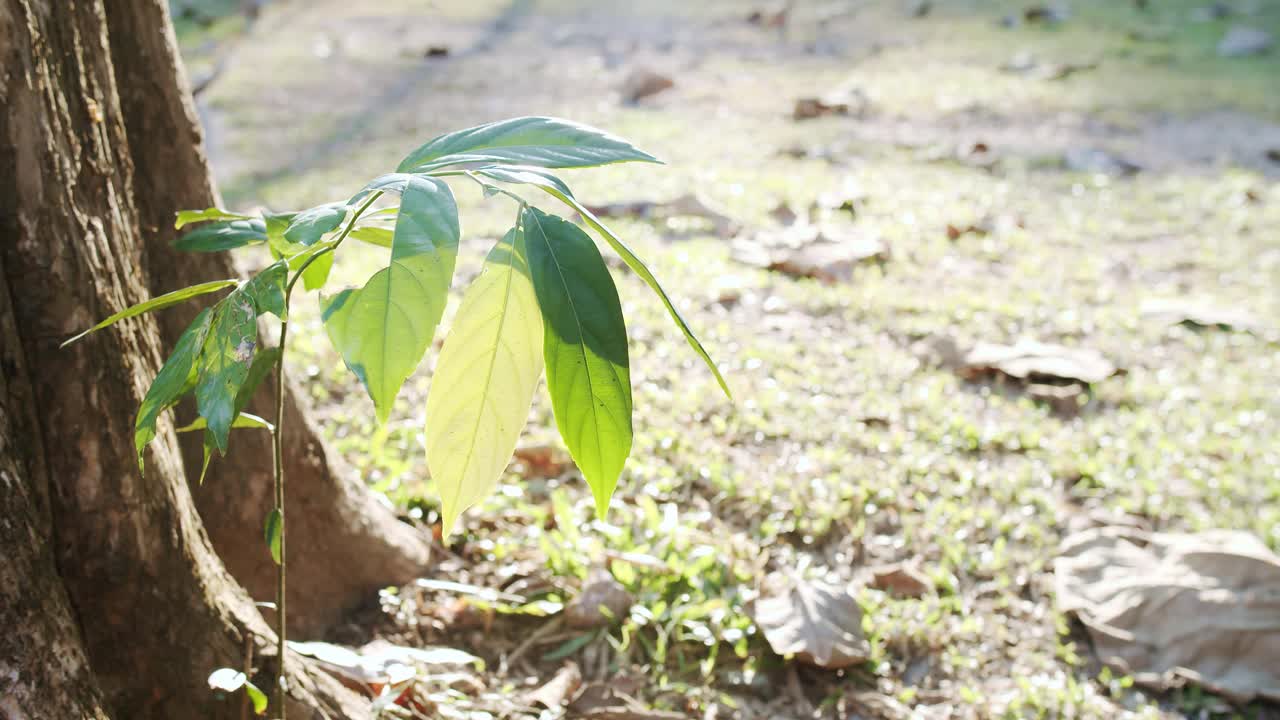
left=448, top=240, right=521, bottom=509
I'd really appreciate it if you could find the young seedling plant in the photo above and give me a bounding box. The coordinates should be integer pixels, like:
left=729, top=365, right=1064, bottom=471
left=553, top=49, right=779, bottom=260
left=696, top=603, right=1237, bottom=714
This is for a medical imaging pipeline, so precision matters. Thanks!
left=64, top=117, right=729, bottom=717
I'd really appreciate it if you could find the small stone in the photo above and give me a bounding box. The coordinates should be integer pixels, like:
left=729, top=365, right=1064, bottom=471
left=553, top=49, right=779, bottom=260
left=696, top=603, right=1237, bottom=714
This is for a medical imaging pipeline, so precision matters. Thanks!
left=565, top=569, right=633, bottom=628
left=1217, top=26, right=1273, bottom=57
left=769, top=202, right=800, bottom=226
left=793, top=97, right=848, bottom=120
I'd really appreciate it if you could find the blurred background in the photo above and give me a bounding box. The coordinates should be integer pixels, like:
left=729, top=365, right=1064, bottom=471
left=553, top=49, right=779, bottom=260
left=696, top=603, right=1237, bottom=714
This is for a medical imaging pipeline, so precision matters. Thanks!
left=172, top=1, right=1279, bottom=717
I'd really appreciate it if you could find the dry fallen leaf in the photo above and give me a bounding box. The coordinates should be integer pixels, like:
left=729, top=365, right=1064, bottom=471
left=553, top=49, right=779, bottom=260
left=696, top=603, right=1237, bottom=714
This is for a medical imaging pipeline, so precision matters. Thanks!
left=513, top=444, right=573, bottom=479
left=1026, top=382, right=1085, bottom=416
left=289, top=639, right=481, bottom=688
left=753, top=574, right=869, bottom=669
left=746, top=2, right=790, bottom=28
left=793, top=97, right=848, bottom=120
left=526, top=661, right=583, bottom=709
left=869, top=562, right=934, bottom=598
left=1056, top=527, right=1280, bottom=702
left=959, top=339, right=1117, bottom=385
left=583, top=192, right=739, bottom=238
left=735, top=223, right=887, bottom=283
left=1140, top=298, right=1262, bottom=333
left=620, top=68, right=674, bottom=104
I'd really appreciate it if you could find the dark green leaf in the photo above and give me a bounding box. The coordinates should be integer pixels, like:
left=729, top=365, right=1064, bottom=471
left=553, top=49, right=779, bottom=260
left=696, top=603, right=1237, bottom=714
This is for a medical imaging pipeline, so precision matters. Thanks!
left=61, top=279, right=237, bottom=348
left=175, top=208, right=251, bottom=229
left=522, top=207, right=632, bottom=518
left=242, top=260, right=288, bottom=318
left=398, top=116, right=660, bottom=172
left=542, top=631, right=598, bottom=661
left=174, top=219, right=267, bottom=252
left=196, top=294, right=259, bottom=452
left=235, top=345, right=279, bottom=412
left=284, top=202, right=349, bottom=246
left=135, top=307, right=214, bottom=470
left=481, top=168, right=730, bottom=399
left=264, top=508, right=283, bottom=565
left=323, top=176, right=459, bottom=423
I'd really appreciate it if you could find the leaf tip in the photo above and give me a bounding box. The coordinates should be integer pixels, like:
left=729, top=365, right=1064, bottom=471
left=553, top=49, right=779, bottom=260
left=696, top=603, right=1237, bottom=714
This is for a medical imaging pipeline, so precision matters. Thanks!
left=591, top=489, right=613, bottom=523
left=440, top=511, right=458, bottom=540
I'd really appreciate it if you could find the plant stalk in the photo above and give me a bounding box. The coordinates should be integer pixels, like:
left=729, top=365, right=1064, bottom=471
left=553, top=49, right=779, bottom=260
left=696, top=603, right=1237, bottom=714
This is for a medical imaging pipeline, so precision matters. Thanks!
left=270, top=190, right=382, bottom=718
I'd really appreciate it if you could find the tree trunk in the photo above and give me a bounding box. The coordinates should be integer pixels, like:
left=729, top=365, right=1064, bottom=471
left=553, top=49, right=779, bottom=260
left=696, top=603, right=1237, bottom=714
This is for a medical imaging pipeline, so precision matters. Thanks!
left=102, top=0, right=431, bottom=636
left=0, top=1, right=365, bottom=716
left=0, top=269, right=110, bottom=720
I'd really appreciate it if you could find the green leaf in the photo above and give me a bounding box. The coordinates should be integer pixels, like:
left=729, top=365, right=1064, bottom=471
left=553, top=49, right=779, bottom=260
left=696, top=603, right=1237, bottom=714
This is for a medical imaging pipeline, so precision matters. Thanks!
left=522, top=207, right=632, bottom=518
left=199, top=436, right=214, bottom=485
left=427, top=229, right=544, bottom=536
left=480, top=167, right=731, bottom=399
left=542, top=631, right=598, bottom=661
left=195, top=295, right=259, bottom=452
left=286, top=240, right=336, bottom=272
left=398, top=116, right=660, bottom=172
left=135, top=307, right=214, bottom=470
left=264, top=211, right=302, bottom=256
left=174, top=218, right=267, bottom=252
left=348, top=226, right=394, bottom=248
left=244, top=682, right=268, bottom=715
left=61, top=279, right=237, bottom=347
left=322, top=176, right=459, bottom=423
left=284, top=202, right=349, bottom=246
left=301, top=250, right=334, bottom=291
left=264, top=508, right=283, bottom=565
left=472, top=165, right=574, bottom=198
left=175, top=207, right=252, bottom=229
left=350, top=173, right=417, bottom=204
left=234, top=344, right=279, bottom=412
left=175, top=411, right=274, bottom=434
left=190, top=265, right=284, bottom=454
left=242, top=260, right=289, bottom=318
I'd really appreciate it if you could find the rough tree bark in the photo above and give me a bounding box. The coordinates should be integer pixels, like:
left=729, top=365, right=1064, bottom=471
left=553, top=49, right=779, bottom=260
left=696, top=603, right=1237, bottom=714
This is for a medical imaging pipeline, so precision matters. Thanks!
left=102, top=0, right=431, bottom=636
left=0, top=270, right=111, bottom=720
left=0, top=1, right=366, bottom=716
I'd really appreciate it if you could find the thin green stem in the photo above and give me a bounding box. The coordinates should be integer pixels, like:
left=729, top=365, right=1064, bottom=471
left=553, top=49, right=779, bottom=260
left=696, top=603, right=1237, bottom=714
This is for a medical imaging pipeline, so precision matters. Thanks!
left=270, top=189, right=382, bottom=718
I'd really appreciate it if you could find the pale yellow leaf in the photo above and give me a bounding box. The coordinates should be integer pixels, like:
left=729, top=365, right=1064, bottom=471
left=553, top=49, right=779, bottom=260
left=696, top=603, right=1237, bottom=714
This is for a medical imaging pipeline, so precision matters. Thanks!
left=427, top=229, right=543, bottom=535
